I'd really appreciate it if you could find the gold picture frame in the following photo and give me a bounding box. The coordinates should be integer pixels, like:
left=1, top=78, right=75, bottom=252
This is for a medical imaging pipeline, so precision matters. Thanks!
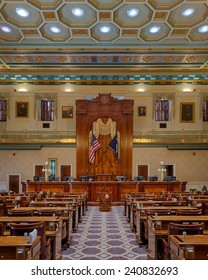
left=62, top=106, right=73, bottom=119
left=138, top=106, right=146, bottom=117
left=16, top=102, right=29, bottom=118
left=180, top=102, right=195, bottom=123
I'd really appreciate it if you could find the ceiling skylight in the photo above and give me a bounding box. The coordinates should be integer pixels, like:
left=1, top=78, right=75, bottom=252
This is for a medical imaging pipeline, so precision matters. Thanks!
left=15, top=7, right=29, bottom=18
left=127, top=8, right=139, bottom=17
left=71, top=7, right=84, bottom=17
left=198, top=25, right=208, bottom=33
left=149, top=26, right=160, bottom=34
left=50, top=26, right=61, bottom=33
left=182, top=7, right=195, bottom=17
left=1, top=26, right=12, bottom=33
left=100, top=25, right=111, bottom=33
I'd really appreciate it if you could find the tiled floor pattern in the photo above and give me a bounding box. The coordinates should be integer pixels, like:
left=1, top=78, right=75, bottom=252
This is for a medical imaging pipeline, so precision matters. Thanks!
left=62, top=206, right=148, bottom=260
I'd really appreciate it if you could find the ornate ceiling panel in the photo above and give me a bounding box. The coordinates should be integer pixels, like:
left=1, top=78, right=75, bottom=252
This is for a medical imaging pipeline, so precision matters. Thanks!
left=0, top=0, right=207, bottom=84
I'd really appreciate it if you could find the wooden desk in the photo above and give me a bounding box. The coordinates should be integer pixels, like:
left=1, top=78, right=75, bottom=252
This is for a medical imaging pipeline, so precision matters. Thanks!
left=147, top=215, right=208, bottom=260
left=135, top=206, right=198, bottom=244
left=29, top=201, right=79, bottom=232
left=9, top=206, right=73, bottom=247
left=0, top=236, right=41, bottom=260
left=0, top=216, right=62, bottom=260
left=170, top=235, right=208, bottom=260
left=23, top=181, right=187, bottom=202
left=129, top=201, right=190, bottom=232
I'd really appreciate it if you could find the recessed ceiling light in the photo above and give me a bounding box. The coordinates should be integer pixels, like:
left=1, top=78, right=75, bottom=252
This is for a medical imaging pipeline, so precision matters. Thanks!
left=149, top=26, right=160, bottom=34
left=100, top=25, right=111, bottom=33
left=127, top=8, right=139, bottom=17
left=1, top=26, right=12, bottom=33
left=16, top=7, right=29, bottom=18
left=71, top=7, right=84, bottom=17
left=50, top=26, right=61, bottom=33
left=198, top=25, right=208, bottom=33
left=182, top=7, right=195, bottom=17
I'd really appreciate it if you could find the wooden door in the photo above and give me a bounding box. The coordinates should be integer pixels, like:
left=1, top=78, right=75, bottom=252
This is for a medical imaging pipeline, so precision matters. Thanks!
left=60, top=165, right=71, bottom=181
left=9, top=175, right=19, bottom=193
left=35, top=165, right=44, bottom=177
left=137, top=165, right=148, bottom=180
left=165, top=165, right=174, bottom=176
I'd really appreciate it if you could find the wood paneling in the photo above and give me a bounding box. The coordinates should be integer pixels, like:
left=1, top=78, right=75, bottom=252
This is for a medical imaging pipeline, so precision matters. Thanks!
left=76, top=94, right=134, bottom=180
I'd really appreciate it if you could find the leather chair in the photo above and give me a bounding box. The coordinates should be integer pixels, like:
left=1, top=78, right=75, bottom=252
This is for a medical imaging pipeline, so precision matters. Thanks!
left=176, top=209, right=202, bottom=215
left=9, top=221, right=52, bottom=260
left=7, top=209, right=33, bottom=216
left=162, top=222, right=204, bottom=260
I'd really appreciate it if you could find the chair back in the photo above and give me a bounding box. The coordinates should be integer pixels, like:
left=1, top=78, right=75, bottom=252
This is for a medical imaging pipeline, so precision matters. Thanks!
left=0, top=223, right=4, bottom=235
left=9, top=221, right=47, bottom=259
left=37, top=209, right=62, bottom=216
left=168, top=222, right=204, bottom=236
left=176, top=209, right=202, bottom=215
left=146, top=209, right=171, bottom=216
left=7, top=209, right=33, bottom=216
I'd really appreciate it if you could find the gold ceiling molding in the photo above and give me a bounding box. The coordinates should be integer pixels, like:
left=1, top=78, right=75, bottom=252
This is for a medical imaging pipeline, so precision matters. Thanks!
left=1, top=68, right=207, bottom=74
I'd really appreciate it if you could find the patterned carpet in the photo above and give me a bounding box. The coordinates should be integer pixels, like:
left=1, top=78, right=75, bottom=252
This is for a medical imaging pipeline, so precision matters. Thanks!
left=62, top=206, right=148, bottom=260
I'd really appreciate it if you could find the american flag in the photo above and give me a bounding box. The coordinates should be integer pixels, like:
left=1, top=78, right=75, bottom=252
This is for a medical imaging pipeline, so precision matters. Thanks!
left=89, top=134, right=101, bottom=164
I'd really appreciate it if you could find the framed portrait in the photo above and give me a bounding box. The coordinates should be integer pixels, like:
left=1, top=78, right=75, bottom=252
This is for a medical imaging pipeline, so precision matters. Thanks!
left=138, top=106, right=146, bottom=117
left=180, top=102, right=195, bottom=123
left=16, top=102, right=28, bottom=118
left=62, top=106, right=73, bottom=119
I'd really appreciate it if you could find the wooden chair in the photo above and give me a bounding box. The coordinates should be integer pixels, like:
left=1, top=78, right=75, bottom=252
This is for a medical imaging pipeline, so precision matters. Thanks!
left=144, top=209, right=171, bottom=240
left=162, top=222, right=204, bottom=260
left=0, top=223, right=4, bottom=235
left=7, top=209, right=34, bottom=216
left=0, top=200, right=6, bottom=216
left=176, top=209, right=202, bottom=215
left=37, top=209, right=67, bottom=245
left=9, top=221, right=52, bottom=260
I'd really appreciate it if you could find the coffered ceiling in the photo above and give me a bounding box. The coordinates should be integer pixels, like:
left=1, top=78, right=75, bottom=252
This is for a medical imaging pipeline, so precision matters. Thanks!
left=0, top=0, right=208, bottom=85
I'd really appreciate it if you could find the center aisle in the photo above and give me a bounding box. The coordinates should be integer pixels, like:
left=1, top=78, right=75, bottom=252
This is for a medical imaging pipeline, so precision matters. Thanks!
left=62, top=206, right=148, bottom=260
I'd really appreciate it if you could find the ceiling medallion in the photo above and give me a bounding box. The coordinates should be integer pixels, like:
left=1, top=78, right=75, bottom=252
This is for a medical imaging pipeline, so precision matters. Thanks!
left=100, top=57, right=109, bottom=63
left=142, top=56, right=153, bottom=62
left=165, top=57, right=174, bottom=62
left=79, top=56, right=88, bottom=62
left=185, top=56, right=197, bottom=62
left=36, top=57, right=45, bottom=62
left=58, top=56, right=67, bottom=62
left=15, top=57, right=24, bottom=62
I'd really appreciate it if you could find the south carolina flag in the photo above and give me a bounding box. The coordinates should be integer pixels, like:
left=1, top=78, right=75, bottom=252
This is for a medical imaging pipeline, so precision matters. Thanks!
left=109, top=135, right=118, bottom=161
left=89, top=134, right=101, bottom=164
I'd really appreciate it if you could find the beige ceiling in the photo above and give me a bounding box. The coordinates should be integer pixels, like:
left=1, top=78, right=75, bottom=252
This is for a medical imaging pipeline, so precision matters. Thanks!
left=0, top=0, right=207, bottom=84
